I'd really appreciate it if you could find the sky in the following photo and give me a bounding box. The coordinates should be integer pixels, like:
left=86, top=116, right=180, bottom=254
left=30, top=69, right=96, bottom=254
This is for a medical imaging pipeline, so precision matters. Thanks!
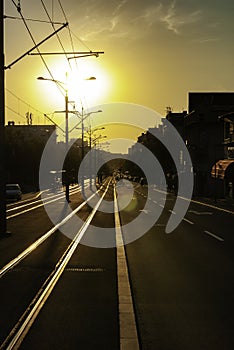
left=4, top=0, right=234, bottom=153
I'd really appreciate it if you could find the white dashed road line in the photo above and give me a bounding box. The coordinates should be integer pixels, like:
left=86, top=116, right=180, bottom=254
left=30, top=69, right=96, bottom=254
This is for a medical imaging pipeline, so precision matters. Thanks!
left=204, top=230, right=224, bottom=242
left=182, top=218, right=194, bottom=225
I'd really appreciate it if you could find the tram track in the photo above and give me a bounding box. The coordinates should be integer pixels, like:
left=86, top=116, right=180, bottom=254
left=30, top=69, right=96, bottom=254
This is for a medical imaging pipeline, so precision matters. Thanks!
left=0, top=179, right=141, bottom=350
left=0, top=182, right=110, bottom=350
left=6, top=185, right=81, bottom=219
left=0, top=184, right=104, bottom=278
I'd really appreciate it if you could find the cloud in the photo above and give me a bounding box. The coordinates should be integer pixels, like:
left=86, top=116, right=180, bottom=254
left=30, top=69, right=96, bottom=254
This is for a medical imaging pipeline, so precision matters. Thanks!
left=159, top=1, right=202, bottom=35
left=75, top=0, right=204, bottom=44
left=133, top=3, right=162, bottom=27
left=78, top=15, right=128, bottom=42
left=128, top=1, right=203, bottom=36
left=194, top=37, right=220, bottom=43
left=113, top=0, right=128, bottom=16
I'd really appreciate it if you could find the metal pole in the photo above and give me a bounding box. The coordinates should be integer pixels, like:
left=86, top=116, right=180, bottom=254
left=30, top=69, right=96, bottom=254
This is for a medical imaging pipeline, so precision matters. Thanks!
left=81, top=107, right=85, bottom=194
left=65, top=92, right=70, bottom=202
left=214, top=146, right=217, bottom=203
left=89, top=130, right=92, bottom=189
left=0, top=0, right=7, bottom=235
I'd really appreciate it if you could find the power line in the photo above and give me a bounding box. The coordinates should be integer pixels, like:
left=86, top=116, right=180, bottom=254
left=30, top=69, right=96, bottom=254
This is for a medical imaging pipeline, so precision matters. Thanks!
left=5, top=88, right=57, bottom=125
left=40, top=0, right=72, bottom=70
left=7, top=1, right=103, bottom=129
left=4, top=15, right=64, bottom=25
left=5, top=105, right=26, bottom=120
left=69, top=29, right=93, bottom=52
left=57, top=0, right=79, bottom=69
left=9, top=0, right=67, bottom=98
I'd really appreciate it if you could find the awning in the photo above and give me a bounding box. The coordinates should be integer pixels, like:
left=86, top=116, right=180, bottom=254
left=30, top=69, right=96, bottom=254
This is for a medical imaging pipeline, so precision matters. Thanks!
left=211, top=159, right=234, bottom=179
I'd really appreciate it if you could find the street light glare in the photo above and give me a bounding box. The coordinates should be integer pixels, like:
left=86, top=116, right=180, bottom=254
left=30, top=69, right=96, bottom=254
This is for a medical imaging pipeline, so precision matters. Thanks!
left=86, top=76, right=96, bottom=80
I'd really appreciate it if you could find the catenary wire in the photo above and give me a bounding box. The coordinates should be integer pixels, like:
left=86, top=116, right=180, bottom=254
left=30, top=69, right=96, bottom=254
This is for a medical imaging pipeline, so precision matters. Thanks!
left=40, top=0, right=72, bottom=71
left=4, top=15, right=64, bottom=25
left=10, top=0, right=66, bottom=98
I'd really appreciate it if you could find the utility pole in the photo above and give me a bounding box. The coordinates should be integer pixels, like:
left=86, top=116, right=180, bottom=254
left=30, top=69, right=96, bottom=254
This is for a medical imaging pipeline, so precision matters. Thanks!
left=65, top=90, right=70, bottom=202
left=81, top=107, right=85, bottom=194
left=0, top=0, right=7, bottom=235
left=1, top=9, right=68, bottom=235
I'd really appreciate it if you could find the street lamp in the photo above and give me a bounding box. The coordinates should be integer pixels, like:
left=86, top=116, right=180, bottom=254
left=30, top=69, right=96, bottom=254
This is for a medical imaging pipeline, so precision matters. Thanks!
left=92, top=135, right=107, bottom=185
left=37, top=76, right=102, bottom=196
left=77, top=109, right=103, bottom=192
left=69, top=109, right=102, bottom=134
left=37, top=76, right=70, bottom=202
left=86, top=126, right=105, bottom=188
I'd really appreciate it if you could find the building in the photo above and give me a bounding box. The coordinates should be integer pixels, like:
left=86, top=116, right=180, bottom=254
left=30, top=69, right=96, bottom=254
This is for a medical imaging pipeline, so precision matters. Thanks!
left=165, top=110, right=187, bottom=140
left=5, top=123, right=56, bottom=191
left=185, top=92, right=234, bottom=197
left=127, top=92, right=234, bottom=199
left=211, top=112, right=234, bottom=198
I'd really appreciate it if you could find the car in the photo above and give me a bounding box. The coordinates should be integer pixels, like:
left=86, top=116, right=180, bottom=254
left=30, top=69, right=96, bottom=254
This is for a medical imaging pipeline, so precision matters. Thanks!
left=6, top=184, right=22, bottom=201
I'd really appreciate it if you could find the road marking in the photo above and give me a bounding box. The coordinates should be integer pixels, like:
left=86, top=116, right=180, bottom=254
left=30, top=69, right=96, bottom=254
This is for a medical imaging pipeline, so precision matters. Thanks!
left=65, top=267, right=104, bottom=272
left=159, top=204, right=164, bottom=208
left=184, top=197, right=234, bottom=215
left=152, top=188, right=234, bottom=215
left=153, top=200, right=157, bottom=204
left=139, top=209, right=149, bottom=214
left=182, top=218, right=194, bottom=225
left=169, top=209, right=176, bottom=214
left=114, top=186, right=140, bottom=350
left=188, top=210, right=213, bottom=215
left=204, top=230, right=224, bottom=242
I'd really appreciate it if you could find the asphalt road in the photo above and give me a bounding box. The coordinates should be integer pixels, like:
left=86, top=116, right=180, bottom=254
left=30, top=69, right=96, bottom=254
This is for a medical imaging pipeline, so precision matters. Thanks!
left=123, top=187, right=234, bottom=350
left=0, top=183, right=234, bottom=349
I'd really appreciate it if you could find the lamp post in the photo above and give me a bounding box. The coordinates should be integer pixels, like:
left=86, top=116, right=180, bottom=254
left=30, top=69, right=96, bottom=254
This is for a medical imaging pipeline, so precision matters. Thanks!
left=0, top=0, right=7, bottom=235
left=38, top=77, right=102, bottom=196
left=92, top=135, right=107, bottom=184
left=87, top=126, right=105, bottom=188
left=75, top=109, right=102, bottom=192
left=37, top=76, right=70, bottom=202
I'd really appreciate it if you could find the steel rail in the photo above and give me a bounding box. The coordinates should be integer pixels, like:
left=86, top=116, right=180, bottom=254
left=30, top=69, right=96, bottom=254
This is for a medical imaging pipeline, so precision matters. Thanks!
left=6, top=186, right=81, bottom=219
left=1, top=181, right=110, bottom=349
left=0, top=184, right=104, bottom=278
left=6, top=186, right=79, bottom=213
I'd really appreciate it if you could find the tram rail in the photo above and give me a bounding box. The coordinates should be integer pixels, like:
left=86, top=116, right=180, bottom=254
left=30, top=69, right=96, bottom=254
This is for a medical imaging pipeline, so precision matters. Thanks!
left=0, top=183, right=110, bottom=350
left=0, top=179, right=140, bottom=350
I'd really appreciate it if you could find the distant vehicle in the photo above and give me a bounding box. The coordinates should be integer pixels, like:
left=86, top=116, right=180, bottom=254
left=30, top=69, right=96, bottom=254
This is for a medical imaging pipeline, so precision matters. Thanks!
left=6, top=184, right=22, bottom=201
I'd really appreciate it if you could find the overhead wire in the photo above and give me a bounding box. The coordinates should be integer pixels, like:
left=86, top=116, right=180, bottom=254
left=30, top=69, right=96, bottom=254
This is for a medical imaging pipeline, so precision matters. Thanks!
left=56, top=0, right=84, bottom=111
left=10, top=0, right=66, bottom=98
left=41, top=0, right=91, bottom=114
left=8, top=0, right=100, bottom=131
left=40, top=0, right=72, bottom=71
left=57, top=0, right=86, bottom=62
left=4, top=15, right=64, bottom=25
left=5, top=106, right=26, bottom=121
left=5, top=88, right=60, bottom=127
left=57, top=0, right=95, bottom=113
left=69, top=28, right=92, bottom=52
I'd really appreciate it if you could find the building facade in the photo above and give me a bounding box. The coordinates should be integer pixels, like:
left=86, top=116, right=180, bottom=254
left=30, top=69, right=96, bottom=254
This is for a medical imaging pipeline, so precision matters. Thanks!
left=5, top=123, right=56, bottom=191
left=184, top=92, right=234, bottom=197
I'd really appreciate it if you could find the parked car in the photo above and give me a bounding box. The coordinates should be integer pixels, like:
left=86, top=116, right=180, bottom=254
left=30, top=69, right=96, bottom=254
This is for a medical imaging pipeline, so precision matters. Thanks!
left=6, top=184, right=22, bottom=201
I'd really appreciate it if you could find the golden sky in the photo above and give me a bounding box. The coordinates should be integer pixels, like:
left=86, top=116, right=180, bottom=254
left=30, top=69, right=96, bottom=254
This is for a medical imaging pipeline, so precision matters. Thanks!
left=4, top=0, right=234, bottom=153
